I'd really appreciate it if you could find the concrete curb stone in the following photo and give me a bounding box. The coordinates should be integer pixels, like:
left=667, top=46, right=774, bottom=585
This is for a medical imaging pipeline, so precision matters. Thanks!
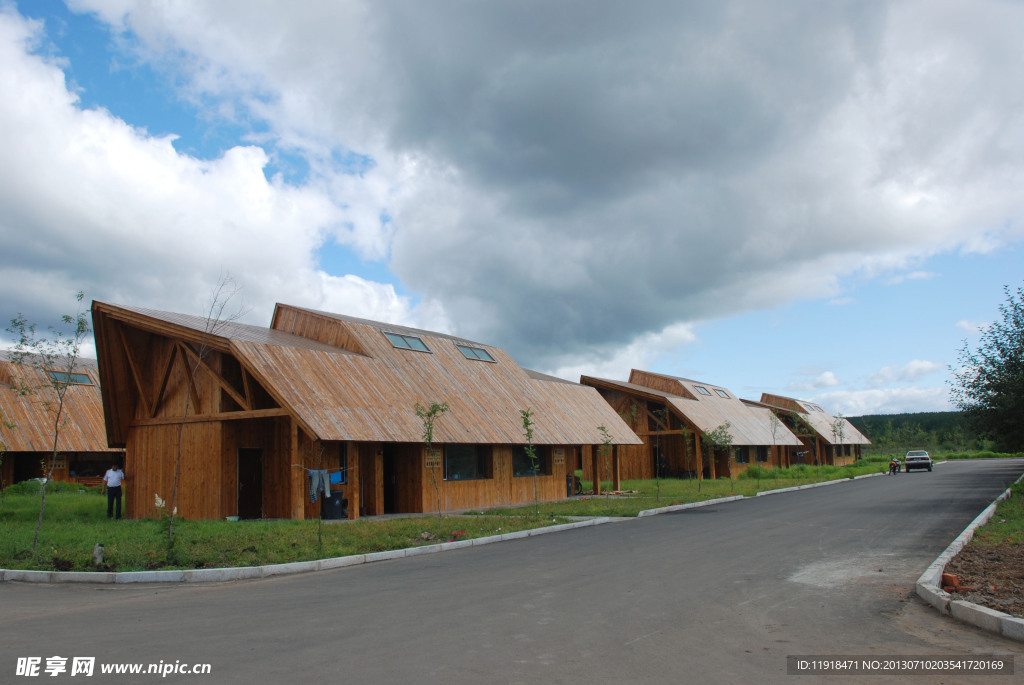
left=915, top=470, right=1024, bottom=641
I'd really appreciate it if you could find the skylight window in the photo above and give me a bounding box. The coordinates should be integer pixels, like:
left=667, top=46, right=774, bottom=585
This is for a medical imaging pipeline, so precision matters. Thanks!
left=46, top=370, right=92, bottom=385
left=694, top=385, right=712, bottom=395
left=714, top=389, right=730, bottom=398
left=457, top=344, right=495, bottom=362
left=384, top=332, right=431, bottom=352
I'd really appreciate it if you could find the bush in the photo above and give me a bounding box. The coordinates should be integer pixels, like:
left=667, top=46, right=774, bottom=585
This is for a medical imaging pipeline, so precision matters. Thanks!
left=2, top=479, right=104, bottom=496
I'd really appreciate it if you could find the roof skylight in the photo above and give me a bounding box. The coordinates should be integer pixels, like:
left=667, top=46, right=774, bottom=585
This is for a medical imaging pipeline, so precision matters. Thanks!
left=457, top=344, right=496, bottom=362
left=384, top=332, right=431, bottom=352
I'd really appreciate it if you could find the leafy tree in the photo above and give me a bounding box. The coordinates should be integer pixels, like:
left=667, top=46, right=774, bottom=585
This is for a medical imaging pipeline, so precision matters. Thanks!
left=830, top=412, right=847, bottom=462
left=597, top=424, right=613, bottom=493
left=6, top=291, right=91, bottom=555
left=415, top=401, right=449, bottom=527
left=702, top=421, right=734, bottom=482
left=520, top=408, right=540, bottom=515
left=950, top=284, right=1024, bottom=451
left=767, top=410, right=783, bottom=485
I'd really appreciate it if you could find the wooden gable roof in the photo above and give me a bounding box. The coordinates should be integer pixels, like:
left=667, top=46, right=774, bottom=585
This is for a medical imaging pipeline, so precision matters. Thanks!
left=760, top=393, right=871, bottom=446
left=0, top=352, right=118, bottom=453
left=582, top=370, right=803, bottom=447
left=92, top=301, right=641, bottom=447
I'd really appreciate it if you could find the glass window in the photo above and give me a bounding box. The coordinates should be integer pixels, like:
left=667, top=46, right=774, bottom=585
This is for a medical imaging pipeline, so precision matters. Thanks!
left=735, top=446, right=750, bottom=464
left=512, top=445, right=550, bottom=477
left=756, top=446, right=769, bottom=462
left=444, top=445, right=490, bottom=481
left=694, top=385, right=712, bottom=395
left=46, top=370, right=92, bottom=385
left=384, top=332, right=431, bottom=352
left=456, top=344, right=496, bottom=362
left=714, top=389, right=730, bottom=398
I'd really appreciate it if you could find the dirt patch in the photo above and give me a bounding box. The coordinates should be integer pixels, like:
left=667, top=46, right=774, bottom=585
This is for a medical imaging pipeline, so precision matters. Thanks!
left=945, top=542, right=1024, bottom=618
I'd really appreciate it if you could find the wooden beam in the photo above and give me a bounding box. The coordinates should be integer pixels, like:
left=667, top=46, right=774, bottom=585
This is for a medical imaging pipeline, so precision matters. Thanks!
left=117, top=324, right=152, bottom=419
left=131, top=407, right=291, bottom=427
left=612, top=445, right=621, bottom=492
left=177, top=342, right=250, bottom=411
left=290, top=420, right=303, bottom=520
left=151, top=343, right=177, bottom=418
left=175, top=343, right=203, bottom=414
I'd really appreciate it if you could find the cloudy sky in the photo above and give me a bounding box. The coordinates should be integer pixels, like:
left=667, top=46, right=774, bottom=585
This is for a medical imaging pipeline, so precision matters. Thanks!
left=1, top=0, right=1022, bottom=416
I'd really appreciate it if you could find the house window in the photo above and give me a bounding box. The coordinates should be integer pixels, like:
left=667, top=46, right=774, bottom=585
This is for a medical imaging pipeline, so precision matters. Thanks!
left=714, top=389, right=730, bottom=398
left=334, top=443, right=348, bottom=485
left=456, top=344, right=495, bottom=362
left=756, top=446, right=769, bottom=462
left=694, top=385, right=712, bottom=395
left=512, top=445, right=550, bottom=477
left=444, top=445, right=490, bottom=481
left=735, top=446, right=750, bottom=464
left=383, top=332, right=431, bottom=352
left=46, top=370, right=92, bottom=385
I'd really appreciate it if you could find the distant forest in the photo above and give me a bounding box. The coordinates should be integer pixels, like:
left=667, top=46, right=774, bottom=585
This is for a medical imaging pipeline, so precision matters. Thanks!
left=847, top=411, right=986, bottom=455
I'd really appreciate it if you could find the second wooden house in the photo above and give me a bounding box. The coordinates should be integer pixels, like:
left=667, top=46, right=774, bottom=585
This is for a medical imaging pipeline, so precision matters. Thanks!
left=759, top=393, right=871, bottom=466
left=91, top=301, right=641, bottom=520
left=581, top=370, right=804, bottom=481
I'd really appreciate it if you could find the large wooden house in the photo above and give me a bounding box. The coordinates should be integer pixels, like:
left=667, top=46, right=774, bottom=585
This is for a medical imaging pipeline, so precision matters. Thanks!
left=91, top=301, right=641, bottom=520
left=581, top=370, right=804, bottom=481
left=0, top=351, right=123, bottom=488
left=759, top=393, right=871, bottom=466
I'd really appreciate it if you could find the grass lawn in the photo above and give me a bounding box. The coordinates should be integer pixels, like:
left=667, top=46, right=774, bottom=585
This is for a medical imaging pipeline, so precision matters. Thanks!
left=970, top=478, right=1024, bottom=546
left=0, top=458, right=922, bottom=573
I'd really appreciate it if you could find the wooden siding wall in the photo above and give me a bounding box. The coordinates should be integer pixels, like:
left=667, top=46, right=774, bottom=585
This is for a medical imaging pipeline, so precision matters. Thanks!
left=419, top=444, right=574, bottom=512
left=271, top=307, right=369, bottom=356
left=358, top=442, right=383, bottom=516
left=126, top=422, right=221, bottom=519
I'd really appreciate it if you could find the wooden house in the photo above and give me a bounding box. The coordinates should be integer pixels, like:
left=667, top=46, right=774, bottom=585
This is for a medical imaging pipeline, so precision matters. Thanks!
left=91, top=301, right=641, bottom=520
left=759, top=394, right=871, bottom=467
left=0, top=351, right=123, bottom=488
left=581, top=370, right=804, bottom=481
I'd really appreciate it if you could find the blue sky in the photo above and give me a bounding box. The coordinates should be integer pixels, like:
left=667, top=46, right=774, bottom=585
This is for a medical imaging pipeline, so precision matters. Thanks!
left=1, top=1, right=1022, bottom=416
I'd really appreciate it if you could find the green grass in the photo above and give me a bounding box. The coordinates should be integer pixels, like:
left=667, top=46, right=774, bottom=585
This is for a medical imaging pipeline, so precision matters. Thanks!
left=0, top=488, right=566, bottom=572
left=969, top=479, right=1024, bottom=546
left=472, top=462, right=884, bottom=518
left=3, top=454, right=983, bottom=572
left=862, top=450, right=1024, bottom=462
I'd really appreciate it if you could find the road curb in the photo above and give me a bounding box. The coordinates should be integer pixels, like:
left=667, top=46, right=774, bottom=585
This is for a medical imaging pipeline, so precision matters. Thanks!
left=915, top=471, right=1024, bottom=642
left=0, top=517, right=610, bottom=585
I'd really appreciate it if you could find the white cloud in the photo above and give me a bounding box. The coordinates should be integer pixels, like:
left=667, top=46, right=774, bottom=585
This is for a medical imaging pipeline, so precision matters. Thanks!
left=788, top=370, right=842, bottom=392
left=955, top=319, right=985, bottom=334
left=0, top=7, right=415, bottom=333
left=867, top=359, right=944, bottom=387
left=813, top=386, right=950, bottom=415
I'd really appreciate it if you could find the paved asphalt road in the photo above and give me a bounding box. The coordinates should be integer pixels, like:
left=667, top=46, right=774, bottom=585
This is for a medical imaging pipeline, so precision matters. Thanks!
left=3, top=459, right=1023, bottom=684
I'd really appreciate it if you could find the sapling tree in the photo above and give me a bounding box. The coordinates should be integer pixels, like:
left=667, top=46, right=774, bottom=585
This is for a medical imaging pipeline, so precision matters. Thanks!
left=520, top=407, right=540, bottom=515
left=702, top=421, right=734, bottom=485
left=0, top=409, right=12, bottom=508
left=768, top=410, right=783, bottom=485
left=596, top=424, right=613, bottom=494
left=830, top=413, right=847, bottom=463
left=651, top=407, right=668, bottom=502
left=6, top=291, right=91, bottom=555
left=168, top=275, right=243, bottom=556
left=415, top=400, right=449, bottom=527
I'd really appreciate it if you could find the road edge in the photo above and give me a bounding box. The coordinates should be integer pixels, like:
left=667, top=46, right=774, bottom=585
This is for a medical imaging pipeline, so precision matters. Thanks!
left=915, top=470, right=1024, bottom=642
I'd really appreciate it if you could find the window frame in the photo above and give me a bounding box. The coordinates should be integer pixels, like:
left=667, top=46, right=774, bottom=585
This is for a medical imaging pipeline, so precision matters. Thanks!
left=694, top=385, right=712, bottom=396
left=456, top=344, right=496, bottom=362
left=443, top=444, right=491, bottom=481
left=512, top=445, right=551, bottom=477
left=45, top=369, right=92, bottom=386
left=383, top=331, right=431, bottom=353
left=714, top=388, right=730, bottom=399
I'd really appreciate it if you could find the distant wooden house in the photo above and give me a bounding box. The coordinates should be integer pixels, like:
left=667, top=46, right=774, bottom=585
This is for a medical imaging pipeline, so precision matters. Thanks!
left=0, top=351, right=123, bottom=488
left=91, top=301, right=641, bottom=520
left=759, top=394, right=871, bottom=466
left=581, top=370, right=804, bottom=481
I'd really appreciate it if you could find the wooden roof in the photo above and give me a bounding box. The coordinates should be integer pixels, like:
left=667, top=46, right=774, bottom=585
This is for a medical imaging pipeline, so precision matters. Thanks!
left=92, top=301, right=641, bottom=447
left=0, top=352, right=119, bottom=453
left=760, top=393, right=871, bottom=446
left=581, top=370, right=804, bottom=447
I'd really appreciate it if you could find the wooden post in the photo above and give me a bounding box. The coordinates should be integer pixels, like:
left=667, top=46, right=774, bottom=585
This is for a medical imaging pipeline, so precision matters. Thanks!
left=290, top=420, right=304, bottom=520
left=612, top=444, right=621, bottom=492
left=590, top=444, right=601, bottom=495
left=347, top=441, right=359, bottom=520
left=694, top=432, right=703, bottom=483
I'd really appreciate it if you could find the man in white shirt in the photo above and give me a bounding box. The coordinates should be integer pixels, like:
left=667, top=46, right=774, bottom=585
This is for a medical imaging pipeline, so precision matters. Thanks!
left=102, top=463, right=126, bottom=519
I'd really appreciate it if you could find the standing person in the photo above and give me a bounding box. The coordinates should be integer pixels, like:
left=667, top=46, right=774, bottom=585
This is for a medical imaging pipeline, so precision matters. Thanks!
left=103, top=462, right=126, bottom=519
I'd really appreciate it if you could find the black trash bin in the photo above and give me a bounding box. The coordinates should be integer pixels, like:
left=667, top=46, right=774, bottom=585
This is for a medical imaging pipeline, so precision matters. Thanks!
left=321, top=493, right=348, bottom=520
left=566, top=475, right=574, bottom=497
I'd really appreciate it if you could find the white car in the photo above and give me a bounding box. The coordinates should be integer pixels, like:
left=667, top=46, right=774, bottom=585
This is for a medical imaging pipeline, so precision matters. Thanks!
left=904, top=450, right=933, bottom=472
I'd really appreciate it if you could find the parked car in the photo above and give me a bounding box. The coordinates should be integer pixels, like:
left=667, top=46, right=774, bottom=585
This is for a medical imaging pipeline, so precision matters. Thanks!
left=903, top=450, right=933, bottom=472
